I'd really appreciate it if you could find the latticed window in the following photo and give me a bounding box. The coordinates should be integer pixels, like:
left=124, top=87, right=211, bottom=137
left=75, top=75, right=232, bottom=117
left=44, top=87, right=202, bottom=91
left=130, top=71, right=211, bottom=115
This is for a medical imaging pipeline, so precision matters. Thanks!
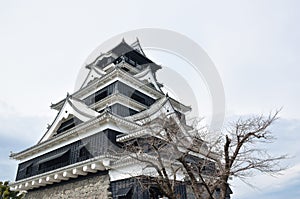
left=83, top=81, right=155, bottom=107
left=25, top=164, right=33, bottom=176
left=56, top=117, right=82, bottom=134
left=16, top=129, right=122, bottom=180
left=116, top=81, right=155, bottom=106
left=78, top=144, right=93, bottom=162
left=110, top=103, right=138, bottom=117
left=37, top=150, right=70, bottom=173
left=83, top=81, right=117, bottom=105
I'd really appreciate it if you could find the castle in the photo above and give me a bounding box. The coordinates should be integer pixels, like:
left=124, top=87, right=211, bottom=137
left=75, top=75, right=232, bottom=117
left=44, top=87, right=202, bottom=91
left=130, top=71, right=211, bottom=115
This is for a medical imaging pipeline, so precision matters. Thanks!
left=10, top=38, right=220, bottom=198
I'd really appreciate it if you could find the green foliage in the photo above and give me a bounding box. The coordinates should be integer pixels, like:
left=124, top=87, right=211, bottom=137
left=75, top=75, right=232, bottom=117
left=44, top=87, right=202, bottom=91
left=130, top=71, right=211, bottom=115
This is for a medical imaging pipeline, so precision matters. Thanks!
left=0, top=181, right=25, bottom=199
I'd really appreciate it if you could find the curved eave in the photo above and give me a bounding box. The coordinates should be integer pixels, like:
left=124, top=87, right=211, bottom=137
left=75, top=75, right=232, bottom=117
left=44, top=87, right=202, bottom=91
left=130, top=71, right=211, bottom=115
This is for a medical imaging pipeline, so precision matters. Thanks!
left=111, top=39, right=154, bottom=65
left=10, top=111, right=140, bottom=160
left=85, top=52, right=116, bottom=69
left=51, top=67, right=165, bottom=110
left=80, top=65, right=106, bottom=89
left=10, top=155, right=118, bottom=191
left=85, top=39, right=151, bottom=70
left=116, top=128, right=150, bottom=143
left=134, top=66, right=162, bottom=92
left=84, top=39, right=127, bottom=69
left=130, top=38, right=146, bottom=57
left=149, top=63, right=162, bottom=72
left=117, top=68, right=164, bottom=98
left=169, top=98, right=191, bottom=113
left=39, top=96, right=99, bottom=143
left=126, top=96, right=190, bottom=123
left=119, top=98, right=182, bottom=141
left=125, top=97, right=167, bottom=121
left=12, top=152, right=185, bottom=191
left=67, top=97, right=98, bottom=119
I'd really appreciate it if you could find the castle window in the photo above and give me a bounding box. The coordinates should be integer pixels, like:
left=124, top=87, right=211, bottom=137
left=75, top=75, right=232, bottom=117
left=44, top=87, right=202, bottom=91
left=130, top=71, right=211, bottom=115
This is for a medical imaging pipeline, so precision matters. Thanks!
left=18, top=162, right=33, bottom=177
left=37, top=149, right=70, bottom=172
left=25, top=163, right=33, bottom=176
left=110, top=103, right=138, bottom=117
left=95, top=90, right=108, bottom=102
left=78, top=143, right=93, bottom=161
left=83, top=81, right=117, bottom=106
left=115, top=187, right=132, bottom=199
left=56, top=117, right=82, bottom=135
left=131, top=92, right=146, bottom=105
left=117, top=81, right=155, bottom=106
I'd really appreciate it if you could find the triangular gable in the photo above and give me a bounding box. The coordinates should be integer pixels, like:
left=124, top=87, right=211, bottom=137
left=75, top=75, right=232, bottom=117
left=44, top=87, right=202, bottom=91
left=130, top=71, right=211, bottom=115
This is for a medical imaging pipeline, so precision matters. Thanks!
left=127, top=96, right=176, bottom=125
left=130, top=38, right=146, bottom=56
left=134, top=66, right=162, bottom=91
left=39, top=96, right=100, bottom=143
left=126, top=94, right=190, bottom=123
left=80, top=65, right=106, bottom=89
left=111, top=39, right=135, bottom=55
left=119, top=96, right=192, bottom=143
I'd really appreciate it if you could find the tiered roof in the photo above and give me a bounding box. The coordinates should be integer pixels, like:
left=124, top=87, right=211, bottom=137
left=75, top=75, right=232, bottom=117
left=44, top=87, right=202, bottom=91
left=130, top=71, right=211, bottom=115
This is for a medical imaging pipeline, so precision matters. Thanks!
left=10, top=39, right=195, bottom=191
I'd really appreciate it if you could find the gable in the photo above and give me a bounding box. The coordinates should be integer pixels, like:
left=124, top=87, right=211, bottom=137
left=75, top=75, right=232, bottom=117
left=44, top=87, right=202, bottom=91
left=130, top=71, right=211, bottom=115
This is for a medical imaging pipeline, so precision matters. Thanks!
left=39, top=97, right=99, bottom=143
left=56, top=116, right=83, bottom=135
left=80, top=65, right=106, bottom=89
left=134, top=66, right=162, bottom=91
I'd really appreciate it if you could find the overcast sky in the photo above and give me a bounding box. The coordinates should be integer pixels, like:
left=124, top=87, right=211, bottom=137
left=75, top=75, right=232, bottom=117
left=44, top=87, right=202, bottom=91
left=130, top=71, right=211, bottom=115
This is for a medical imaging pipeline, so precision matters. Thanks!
left=0, top=1, right=300, bottom=198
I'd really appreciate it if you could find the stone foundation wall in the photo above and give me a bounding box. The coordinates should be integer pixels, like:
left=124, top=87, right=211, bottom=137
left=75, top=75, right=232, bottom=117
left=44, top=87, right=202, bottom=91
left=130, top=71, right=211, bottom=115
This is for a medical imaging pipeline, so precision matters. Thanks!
left=24, top=171, right=111, bottom=199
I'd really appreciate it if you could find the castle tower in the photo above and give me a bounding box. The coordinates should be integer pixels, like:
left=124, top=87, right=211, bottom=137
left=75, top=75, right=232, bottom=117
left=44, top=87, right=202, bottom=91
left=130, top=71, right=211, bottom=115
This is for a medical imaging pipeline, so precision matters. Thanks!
left=10, top=39, right=193, bottom=198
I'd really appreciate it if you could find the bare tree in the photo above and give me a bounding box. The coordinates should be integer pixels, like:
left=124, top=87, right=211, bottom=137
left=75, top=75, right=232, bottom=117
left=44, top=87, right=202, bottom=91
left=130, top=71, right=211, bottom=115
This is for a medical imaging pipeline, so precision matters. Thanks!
left=215, top=111, right=287, bottom=199
left=116, top=110, right=287, bottom=199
